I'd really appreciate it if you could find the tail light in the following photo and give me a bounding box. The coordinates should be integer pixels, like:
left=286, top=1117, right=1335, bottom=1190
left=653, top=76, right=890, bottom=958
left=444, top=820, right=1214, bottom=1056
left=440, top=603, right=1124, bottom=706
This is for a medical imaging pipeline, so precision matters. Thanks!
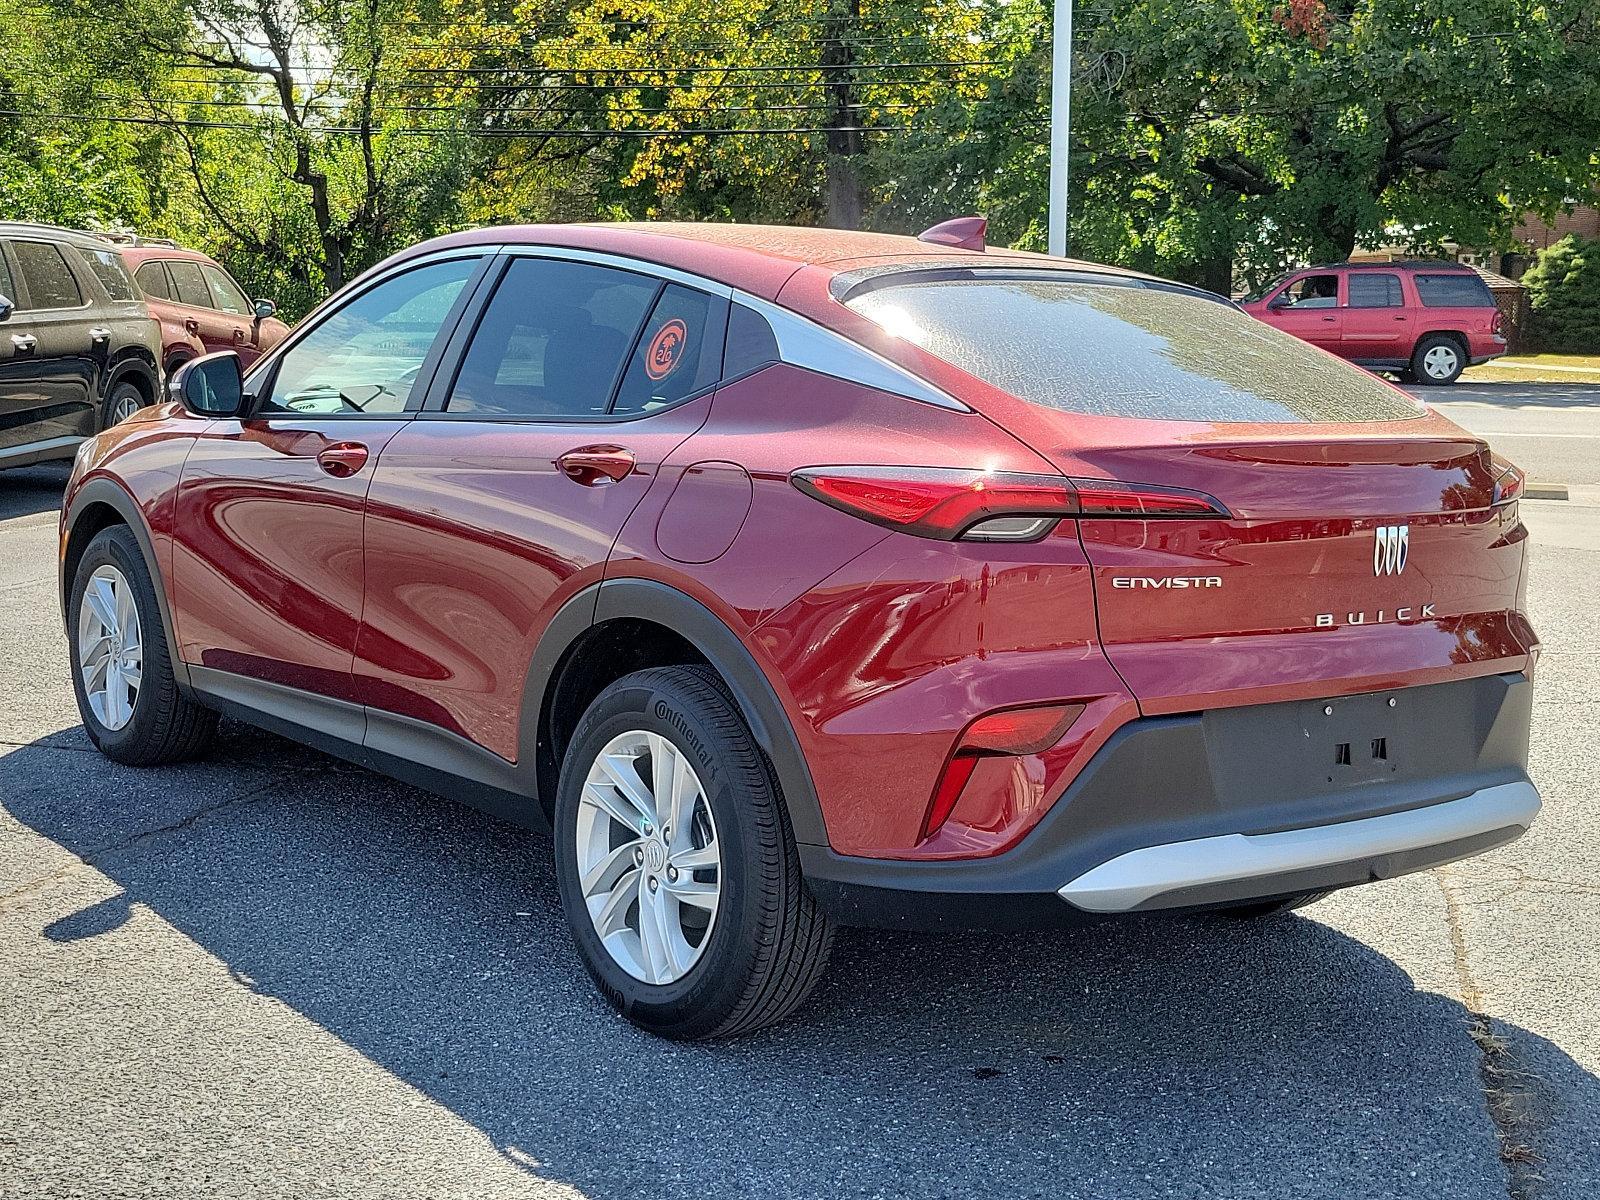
left=791, top=466, right=1228, bottom=541
left=1492, top=458, right=1524, bottom=505
left=1491, top=309, right=1505, bottom=336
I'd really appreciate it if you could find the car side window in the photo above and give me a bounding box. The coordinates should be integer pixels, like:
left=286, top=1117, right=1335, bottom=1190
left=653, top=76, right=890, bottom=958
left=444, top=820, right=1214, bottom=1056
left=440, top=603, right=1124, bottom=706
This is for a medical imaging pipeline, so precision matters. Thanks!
left=1348, top=273, right=1402, bottom=308
left=134, top=262, right=170, bottom=300
left=0, top=247, right=14, bottom=304
left=201, top=265, right=251, bottom=315
left=256, top=257, right=478, bottom=417
left=166, top=260, right=214, bottom=309
left=446, top=257, right=656, bottom=419
left=611, top=284, right=726, bottom=416
left=78, top=248, right=138, bottom=302
left=723, top=303, right=780, bottom=378
left=1281, top=274, right=1339, bottom=309
left=13, top=240, right=84, bottom=309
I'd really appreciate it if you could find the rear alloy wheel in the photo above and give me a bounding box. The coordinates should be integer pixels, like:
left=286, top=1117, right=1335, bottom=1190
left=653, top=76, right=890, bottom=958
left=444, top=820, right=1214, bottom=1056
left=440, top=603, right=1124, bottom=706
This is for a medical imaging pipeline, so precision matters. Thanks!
left=1411, top=334, right=1465, bottom=385
left=555, top=666, right=833, bottom=1039
left=104, top=382, right=145, bottom=428
left=69, top=526, right=217, bottom=765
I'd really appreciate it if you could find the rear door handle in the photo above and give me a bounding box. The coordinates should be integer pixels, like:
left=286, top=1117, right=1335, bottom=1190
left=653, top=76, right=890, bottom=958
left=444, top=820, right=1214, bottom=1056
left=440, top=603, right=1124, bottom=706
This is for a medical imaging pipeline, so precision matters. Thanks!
left=316, top=442, right=370, bottom=478
left=89, top=326, right=111, bottom=343
left=557, top=445, right=636, bottom=485
left=10, top=333, right=36, bottom=351
left=184, top=318, right=199, bottom=334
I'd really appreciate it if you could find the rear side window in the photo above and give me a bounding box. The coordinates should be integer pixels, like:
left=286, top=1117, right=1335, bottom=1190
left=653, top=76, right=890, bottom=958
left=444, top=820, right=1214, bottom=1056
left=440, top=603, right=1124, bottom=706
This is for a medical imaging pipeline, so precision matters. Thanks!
left=1414, top=273, right=1495, bottom=308
left=0, top=249, right=14, bottom=303
left=723, top=303, right=780, bottom=378
left=166, top=260, right=213, bottom=308
left=134, top=262, right=170, bottom=300
left=13, top=241, right=84, bottom=309
left=447, top=258, right=656, bottom=419
left=1348, top=273, right=1402, bottom=308
left=845, top=275, right=1424, bottom=423
left=202, top=264, right=251, bottom=315
left=79, top=248, right=138, bottom=302
left=611, top=284, right=724, bottom=416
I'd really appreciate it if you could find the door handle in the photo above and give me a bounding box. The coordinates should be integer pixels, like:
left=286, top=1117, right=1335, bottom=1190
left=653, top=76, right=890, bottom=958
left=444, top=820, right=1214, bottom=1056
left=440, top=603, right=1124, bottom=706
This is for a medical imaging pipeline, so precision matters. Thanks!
left=557, top=445, right=636, bottom=485
left=89, top=327, right=111, bottom=342
left=1321, top=315, right=1336, bottom=322
left=316, top=442, right=370, bottom=478
left=233, top=327, right=248, bottom=341
left=184, top=318, right=199, bottom=334
left=1394, top=315, right=1407, bottom=321
left=10, top=333, right=37, bottom=351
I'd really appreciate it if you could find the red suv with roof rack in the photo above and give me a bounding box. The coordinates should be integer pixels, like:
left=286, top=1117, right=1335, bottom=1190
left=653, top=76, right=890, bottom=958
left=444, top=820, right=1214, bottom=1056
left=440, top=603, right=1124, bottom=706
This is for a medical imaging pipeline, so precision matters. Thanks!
left=1240, top=261, right=1506, bottom=385
left=112, top=238, right=289, bottom=374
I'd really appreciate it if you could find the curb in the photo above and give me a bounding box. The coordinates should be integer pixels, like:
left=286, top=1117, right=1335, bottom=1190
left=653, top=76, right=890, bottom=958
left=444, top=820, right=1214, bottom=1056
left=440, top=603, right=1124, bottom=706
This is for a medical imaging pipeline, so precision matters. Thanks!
left=1525, top=483, right=1569, bottom=501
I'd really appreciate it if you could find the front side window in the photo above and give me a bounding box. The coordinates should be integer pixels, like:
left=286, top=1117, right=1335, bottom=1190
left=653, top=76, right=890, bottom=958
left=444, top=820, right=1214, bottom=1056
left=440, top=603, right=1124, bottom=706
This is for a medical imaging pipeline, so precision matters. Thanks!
left=165, top=260, right=214, bottom=309
left=13, top=241, right=84, bottom=309
left=1414, top=273, right=1495, bottom=308
left=257, top=257, right=478, bottom=417
left=1279, top=273, right=1339, bottom=309
left=611, top=284, right=723, bottom=416
left=447, top=258, right=656, bottom=418
left=79, top=248, right=138, bottom=302
left=202, top=264, right=251, bottom=315
left=1348, top=273, right=1402, bottom=308
left=134, top=262, right=170, bottom=300
left=845, top=273, right=1424, bottom=423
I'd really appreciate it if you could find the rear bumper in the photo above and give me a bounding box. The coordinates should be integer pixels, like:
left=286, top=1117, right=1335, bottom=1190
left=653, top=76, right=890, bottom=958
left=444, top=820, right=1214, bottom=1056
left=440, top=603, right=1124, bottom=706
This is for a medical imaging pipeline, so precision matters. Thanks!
left=801, top=672, right=1536, bottom=929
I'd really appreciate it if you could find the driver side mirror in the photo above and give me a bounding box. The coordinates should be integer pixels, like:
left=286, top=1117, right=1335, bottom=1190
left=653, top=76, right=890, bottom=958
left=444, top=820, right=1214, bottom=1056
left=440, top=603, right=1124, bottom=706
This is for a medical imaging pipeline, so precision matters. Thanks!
left=253, top=298, right=277, bottom=321
left=169, top=351, right=244, bottom=418
left=1267, top=294, right=1290, bottom=310
left=0, top=294, right=12, bottom=322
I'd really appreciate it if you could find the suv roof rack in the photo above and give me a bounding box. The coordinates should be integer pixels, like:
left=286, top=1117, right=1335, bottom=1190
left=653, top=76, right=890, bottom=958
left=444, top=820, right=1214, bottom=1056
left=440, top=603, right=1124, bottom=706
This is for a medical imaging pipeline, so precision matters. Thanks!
left=90, top=231, right=181, bottom=249
left=1310, top=259, right=1473, bottom=272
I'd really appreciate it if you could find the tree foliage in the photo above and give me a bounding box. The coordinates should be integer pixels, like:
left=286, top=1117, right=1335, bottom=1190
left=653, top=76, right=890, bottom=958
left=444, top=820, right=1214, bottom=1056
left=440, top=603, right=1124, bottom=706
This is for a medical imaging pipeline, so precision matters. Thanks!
left=1524, top=234, right=1600, bottom=352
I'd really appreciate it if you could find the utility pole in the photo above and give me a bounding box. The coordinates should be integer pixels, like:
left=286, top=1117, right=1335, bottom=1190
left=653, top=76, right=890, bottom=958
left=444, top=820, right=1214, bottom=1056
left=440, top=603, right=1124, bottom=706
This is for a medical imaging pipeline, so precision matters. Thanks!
left=1047, top=0, right=1073, bottom=256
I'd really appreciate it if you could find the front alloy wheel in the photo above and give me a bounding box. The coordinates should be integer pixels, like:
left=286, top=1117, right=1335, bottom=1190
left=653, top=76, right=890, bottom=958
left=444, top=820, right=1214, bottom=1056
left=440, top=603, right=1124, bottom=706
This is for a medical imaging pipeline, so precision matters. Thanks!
left=577, top=729, right=722, bottom=985
left=77, top=564, right=142, bottom=730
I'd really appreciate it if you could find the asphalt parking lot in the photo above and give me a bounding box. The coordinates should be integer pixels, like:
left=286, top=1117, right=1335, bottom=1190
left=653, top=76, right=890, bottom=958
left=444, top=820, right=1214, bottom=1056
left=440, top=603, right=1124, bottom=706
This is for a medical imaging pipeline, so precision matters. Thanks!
left=2, top=383, right=1597, bottom=1199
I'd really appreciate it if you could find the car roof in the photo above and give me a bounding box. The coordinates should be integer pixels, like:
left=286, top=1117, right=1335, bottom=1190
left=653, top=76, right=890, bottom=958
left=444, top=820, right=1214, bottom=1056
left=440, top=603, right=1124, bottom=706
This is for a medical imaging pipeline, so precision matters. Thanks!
left=1310, top=260, right=1477, bottom=273
left=116, top=244, right=217, bottom=266
left=396, top=222, right=1157, bottom=302
left=0, top=222, right=123, bottom=251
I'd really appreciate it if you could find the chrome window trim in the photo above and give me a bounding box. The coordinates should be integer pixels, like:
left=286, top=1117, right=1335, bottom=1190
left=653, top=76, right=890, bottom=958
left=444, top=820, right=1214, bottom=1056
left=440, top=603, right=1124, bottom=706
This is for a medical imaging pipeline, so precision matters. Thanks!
left=731, top=290, right=969, bottom=413
left=502, top=244, right=735, bottom=299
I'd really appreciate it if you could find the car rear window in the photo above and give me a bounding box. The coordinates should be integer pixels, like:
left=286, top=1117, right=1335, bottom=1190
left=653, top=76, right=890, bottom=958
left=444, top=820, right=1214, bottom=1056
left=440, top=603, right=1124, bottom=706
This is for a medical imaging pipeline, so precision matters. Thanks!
left=1413, top=273, right=1495, bottom=308
left=844, top=275, right=1425, bottom=423
left=79, top=247, right=138, bottom=302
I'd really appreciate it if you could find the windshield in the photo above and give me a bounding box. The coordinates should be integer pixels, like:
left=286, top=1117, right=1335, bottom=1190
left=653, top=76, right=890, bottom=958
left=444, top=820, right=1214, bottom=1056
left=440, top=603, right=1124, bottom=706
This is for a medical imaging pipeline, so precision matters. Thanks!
left=845, top=275, right=1425, bottom=423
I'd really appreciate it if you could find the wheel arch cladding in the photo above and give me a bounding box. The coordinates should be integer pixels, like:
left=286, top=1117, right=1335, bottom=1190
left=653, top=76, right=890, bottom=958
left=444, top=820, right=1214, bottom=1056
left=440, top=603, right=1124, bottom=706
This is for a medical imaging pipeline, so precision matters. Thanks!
left=527, top=578, right=828, bottom=847
left=62, top=480, right=189, bottom=690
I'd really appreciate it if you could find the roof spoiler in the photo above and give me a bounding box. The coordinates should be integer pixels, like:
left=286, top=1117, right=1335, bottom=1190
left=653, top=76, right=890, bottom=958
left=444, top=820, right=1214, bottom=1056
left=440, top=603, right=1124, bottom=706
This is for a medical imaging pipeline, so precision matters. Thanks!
left=917, top=216, right=987, bottom=252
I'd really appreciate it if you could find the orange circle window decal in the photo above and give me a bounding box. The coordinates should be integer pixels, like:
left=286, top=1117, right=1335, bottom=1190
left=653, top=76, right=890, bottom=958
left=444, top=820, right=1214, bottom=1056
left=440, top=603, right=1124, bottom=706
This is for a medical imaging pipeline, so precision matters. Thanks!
left=645, top=318, right=688, bottom=381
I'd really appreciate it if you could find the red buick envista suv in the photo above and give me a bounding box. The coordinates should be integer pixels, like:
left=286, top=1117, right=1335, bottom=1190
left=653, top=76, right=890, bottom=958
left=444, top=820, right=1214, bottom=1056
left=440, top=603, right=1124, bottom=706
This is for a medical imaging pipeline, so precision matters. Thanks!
left=58, top=222, right=1541, bottom=1039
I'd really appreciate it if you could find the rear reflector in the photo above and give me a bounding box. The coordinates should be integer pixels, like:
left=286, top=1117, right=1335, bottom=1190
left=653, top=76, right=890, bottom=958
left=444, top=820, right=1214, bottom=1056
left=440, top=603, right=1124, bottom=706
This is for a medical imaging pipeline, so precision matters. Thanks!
left=791, top=466, right=1228, bottom=540
left=920, top=703, right=1086, bottom=841
left=920, top=754, right=979, bottom=841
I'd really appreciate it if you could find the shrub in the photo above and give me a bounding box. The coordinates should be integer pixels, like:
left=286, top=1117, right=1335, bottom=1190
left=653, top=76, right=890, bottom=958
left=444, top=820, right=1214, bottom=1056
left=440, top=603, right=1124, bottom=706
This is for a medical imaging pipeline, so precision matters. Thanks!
left=1523, top=234, right=1600, bottom=354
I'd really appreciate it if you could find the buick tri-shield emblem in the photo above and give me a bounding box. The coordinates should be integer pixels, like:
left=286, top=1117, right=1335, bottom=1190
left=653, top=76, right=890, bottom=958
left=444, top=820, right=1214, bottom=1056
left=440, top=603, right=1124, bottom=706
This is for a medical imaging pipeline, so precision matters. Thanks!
left=1374, top=525, right=1409, bottom=576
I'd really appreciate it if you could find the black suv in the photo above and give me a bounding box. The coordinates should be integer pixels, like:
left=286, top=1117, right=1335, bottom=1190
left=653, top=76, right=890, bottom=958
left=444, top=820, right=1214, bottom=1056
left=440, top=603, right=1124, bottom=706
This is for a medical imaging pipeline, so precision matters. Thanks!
left=0, top=224, right=161, bottom=469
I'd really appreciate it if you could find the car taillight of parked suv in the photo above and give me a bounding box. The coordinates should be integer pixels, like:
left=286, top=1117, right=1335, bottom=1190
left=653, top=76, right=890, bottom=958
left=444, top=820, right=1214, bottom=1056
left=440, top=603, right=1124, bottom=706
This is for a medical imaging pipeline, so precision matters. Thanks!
left=0, top=223, right=161, bottom=470
left=114, top=238, right=289, bottom=375
left=1239, top=260, right=1506, bottom=385
left=58, top=221, right=1539, bottom=1039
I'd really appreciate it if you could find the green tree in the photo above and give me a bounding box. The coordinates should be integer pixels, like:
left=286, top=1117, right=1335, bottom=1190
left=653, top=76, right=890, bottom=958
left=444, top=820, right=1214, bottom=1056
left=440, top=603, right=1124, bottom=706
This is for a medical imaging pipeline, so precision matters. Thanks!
left=1524, top=234, right=1600, bottom=353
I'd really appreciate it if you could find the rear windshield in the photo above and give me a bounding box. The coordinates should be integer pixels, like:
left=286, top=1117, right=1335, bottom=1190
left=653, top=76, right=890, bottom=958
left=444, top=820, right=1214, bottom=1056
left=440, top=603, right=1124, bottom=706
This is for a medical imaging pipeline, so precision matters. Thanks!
left=1414, top=273, right=1495, bottom=308
left=844, top=275, right=1425, bottom=423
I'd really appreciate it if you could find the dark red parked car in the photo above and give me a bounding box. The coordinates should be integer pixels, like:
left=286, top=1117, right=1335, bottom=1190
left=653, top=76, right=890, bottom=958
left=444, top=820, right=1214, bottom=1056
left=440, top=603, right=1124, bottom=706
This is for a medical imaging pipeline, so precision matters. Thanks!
left=1239, top=260, right=1507, bottom=384
left=58, top=222, right=1540, bottom=1038
left=116, top=240, right=289, bottom=374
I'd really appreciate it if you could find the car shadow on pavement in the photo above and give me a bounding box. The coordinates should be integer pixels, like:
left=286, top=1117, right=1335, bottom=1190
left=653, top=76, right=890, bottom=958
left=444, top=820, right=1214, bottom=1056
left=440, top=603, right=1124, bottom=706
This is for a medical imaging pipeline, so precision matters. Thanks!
left=1440, top=381, right=1600, bottom=409
left=4, top=723, right=1596, bottom=1199
left=0, top=463, right=72, bottom=522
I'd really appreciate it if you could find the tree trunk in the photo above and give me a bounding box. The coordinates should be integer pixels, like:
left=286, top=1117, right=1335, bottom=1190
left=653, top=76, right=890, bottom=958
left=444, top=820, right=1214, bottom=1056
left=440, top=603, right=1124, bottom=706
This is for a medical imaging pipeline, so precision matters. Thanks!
left=1194, top=250, right=1235, bottom=298
left=820, top=0, right=864, bottom=229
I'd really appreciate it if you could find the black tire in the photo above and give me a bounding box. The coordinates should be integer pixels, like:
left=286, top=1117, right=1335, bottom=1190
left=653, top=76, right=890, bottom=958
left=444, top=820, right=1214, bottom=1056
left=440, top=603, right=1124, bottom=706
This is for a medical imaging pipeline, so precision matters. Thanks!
left=1220, top=890, right=1331, bottom=919
left=67, top=525, right=217, bottom=766
left=101, top=381, right=146, bottom=430
left=554, top=665, right=834, bottom=1039
left=1410, top=334, right=1466, bottom=385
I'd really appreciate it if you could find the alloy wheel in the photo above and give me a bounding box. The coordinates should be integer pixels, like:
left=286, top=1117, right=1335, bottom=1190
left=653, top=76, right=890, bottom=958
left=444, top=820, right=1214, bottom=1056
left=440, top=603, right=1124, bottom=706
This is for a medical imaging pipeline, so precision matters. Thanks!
left=111, top=390, right=143, bottom=424
left=576, top=729, right=722, bottom=985
left=77, top=564, right=142, bottom=731
left=1423, top=344, right=1460, bottom=380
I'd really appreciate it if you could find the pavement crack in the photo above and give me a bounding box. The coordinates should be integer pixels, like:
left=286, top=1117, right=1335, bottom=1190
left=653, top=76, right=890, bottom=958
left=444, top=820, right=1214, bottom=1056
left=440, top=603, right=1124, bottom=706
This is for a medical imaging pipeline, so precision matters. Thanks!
left=1437, top=867, right=1547, bottom=1199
